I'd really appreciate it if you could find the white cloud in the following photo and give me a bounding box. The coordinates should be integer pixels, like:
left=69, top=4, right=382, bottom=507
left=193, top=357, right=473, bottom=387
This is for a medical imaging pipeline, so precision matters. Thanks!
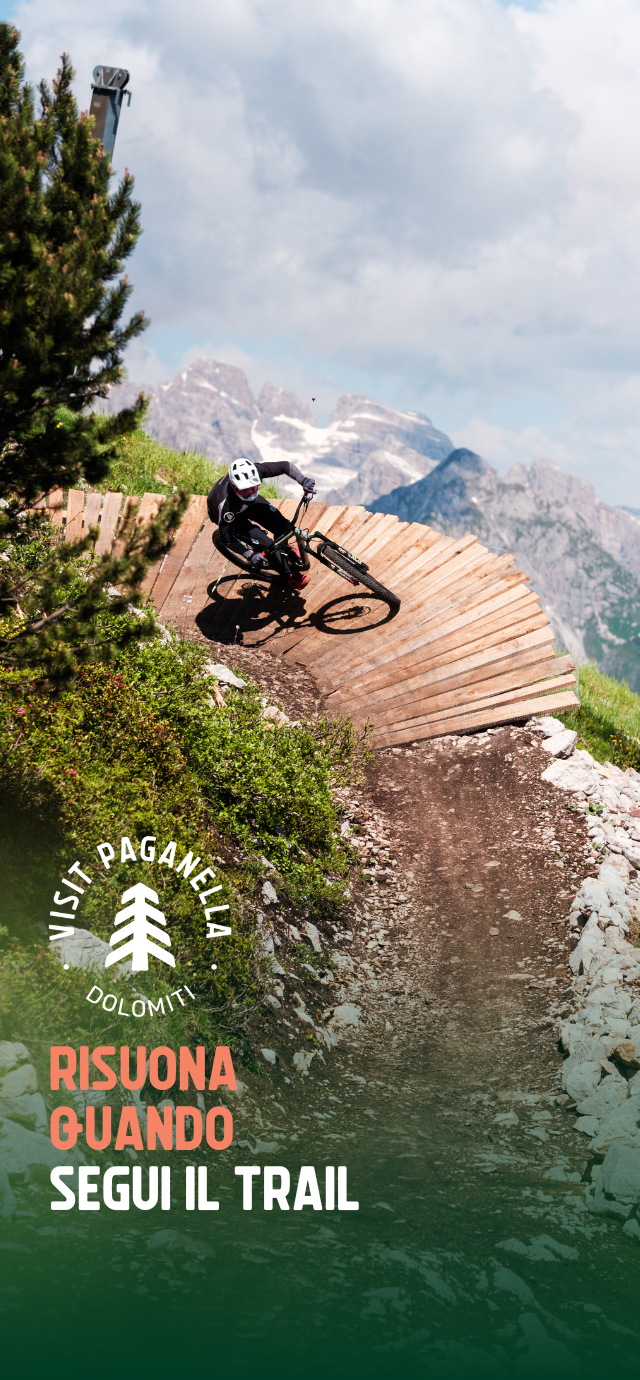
left=9, top=0, right=640, bottom=502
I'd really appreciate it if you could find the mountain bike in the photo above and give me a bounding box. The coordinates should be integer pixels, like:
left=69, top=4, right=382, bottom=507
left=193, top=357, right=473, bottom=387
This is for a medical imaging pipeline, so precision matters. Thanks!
left=212, top=493, right=401, bottom=609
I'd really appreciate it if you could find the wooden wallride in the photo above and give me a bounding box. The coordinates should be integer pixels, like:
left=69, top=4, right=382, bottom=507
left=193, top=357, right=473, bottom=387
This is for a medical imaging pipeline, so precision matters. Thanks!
left=51, top=489, right=578, bottom=746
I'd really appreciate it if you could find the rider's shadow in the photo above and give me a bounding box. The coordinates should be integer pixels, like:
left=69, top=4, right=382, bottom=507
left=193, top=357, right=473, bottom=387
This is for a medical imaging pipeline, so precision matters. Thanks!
left=195, top=576, right=398, bottom=646
left=196, top=574, right=308, bottom=645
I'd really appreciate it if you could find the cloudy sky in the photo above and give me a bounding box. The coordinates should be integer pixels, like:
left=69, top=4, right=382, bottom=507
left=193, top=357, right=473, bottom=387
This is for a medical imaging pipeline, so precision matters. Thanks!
left=5, top=0, right=640, bottom=504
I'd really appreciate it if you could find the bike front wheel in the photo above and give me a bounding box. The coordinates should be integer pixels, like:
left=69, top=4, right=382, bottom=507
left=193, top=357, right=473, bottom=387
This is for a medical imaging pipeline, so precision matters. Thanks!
left=319, top=547, right=401, bottom=609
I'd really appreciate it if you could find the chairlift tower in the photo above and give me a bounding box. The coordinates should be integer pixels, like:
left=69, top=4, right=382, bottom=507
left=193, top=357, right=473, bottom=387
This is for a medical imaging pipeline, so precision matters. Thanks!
left=89, top=66, right=132, bottom=158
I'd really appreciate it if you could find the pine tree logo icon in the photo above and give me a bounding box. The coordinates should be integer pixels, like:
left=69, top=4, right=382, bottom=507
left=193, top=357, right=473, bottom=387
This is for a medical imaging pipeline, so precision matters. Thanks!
left=104, top=883, right=175, bottom=973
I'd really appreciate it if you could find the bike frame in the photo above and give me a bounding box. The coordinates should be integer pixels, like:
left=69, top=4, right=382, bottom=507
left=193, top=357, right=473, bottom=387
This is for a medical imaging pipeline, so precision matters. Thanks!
left=272, top=494, right=370, bottom=588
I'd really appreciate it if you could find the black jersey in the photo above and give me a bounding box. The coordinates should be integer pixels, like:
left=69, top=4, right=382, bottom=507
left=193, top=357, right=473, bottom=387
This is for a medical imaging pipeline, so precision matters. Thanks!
left=207, top=460, right=306, bottom=534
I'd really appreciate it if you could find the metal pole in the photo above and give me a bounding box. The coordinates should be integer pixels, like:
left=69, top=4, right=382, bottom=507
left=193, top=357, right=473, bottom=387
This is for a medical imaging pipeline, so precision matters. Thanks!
left=89, top=65, right=131, bottom=158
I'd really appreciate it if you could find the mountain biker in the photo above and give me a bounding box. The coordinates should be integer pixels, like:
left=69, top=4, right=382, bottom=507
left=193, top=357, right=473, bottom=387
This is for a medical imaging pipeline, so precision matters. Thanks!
left=207, top=458, right=316, bottom=589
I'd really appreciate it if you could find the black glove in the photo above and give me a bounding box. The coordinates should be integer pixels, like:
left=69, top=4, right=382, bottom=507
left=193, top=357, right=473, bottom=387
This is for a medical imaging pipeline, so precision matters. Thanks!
left=302, top=477, right=316, bottom=494
left=250, top=550, right=268, bottom=568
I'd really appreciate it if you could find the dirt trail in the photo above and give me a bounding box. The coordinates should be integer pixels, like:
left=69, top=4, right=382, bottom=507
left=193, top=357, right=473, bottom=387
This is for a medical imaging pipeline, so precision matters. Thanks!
left=206, top=638, right=590, bottom=1080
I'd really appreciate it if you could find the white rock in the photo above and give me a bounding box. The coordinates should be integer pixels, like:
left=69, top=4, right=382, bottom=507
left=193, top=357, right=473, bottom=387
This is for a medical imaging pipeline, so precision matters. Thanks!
left=573, top=1115, right=600, bottom=1136
left=202, top=662, right=246, bottom=688
left=49, top=927, right=131, bottom=974
left=493, top=1110, right=519, bottom=1126
left=0, top=1043, right=28, bottom=1075
left=569, top=917, right=605, bottom=974
left=613, top=1034, right=640, bottom=1066
left=541, top=730, right=578, bottom=758
left=0, top=1064, right=37, bottom=1099
left=262, top=705, right=289, bottom=727
left=574, top=878, right=609, bottom=915
left=590, top=1097, right=640, bottom=1153
left=332, top=950, right=355, bottom=972
left=328, top=1003, right=362, bottom=1030
left=622, top=1217, right=640, bottom=1239
left=599, top=1142, right=640, bottom=1203
left=533, top=716, right=567, bottom=736
left=599, top=865, right=629, bottom=906
left=261, top=1048, right=277, bottom=1065
left=621, top=840, right=640, bottom=870
left=492, top=1267, right=536, bottom=1305
left=0, top=1115, right=78, bottom=1183
left=302, top=921, right=322, bottom=953
left=292, top=1051, right=315, bottom=1075
left=261, top=880, right=278, bottom=905
left=541, top=758, right=600, bottom=792
left=562, top=1059, right=602, bottom=1101
left=264, top=994, right=281, bottom=1010
left=579, top=1076, right=628, bottom=1120
left=0, top=1092, right=47, bottom=1134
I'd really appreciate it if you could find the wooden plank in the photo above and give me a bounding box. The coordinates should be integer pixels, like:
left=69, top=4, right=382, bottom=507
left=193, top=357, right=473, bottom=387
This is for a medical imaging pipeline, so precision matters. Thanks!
left=325, top=585, right=542, bottom=700
left=48, top=488, right=64, bottom=527
left=419, top=672, right=577, bottom=725
left=329, top=637, right=564, bottom=718
left=83, top=491, right=102, bottom=537
left=65, top=489, right=85, bottom=542
left=167, top=536, right=237, bottom=630
left=319, top=562, right=535, bottom=677
left=328, top=642, right=568, bottom=713
left=157, top=521, right=219, bottom=620
left=137, top=492, right=165, bottom=527
left=334, top=626, right=558, bottom=714
left=372, top=690, right=580, bottom=748
left=333, top=634, right=560, bottom=717
left=324, top=626, right=557, bottom=717
left=309, top=557, right=531, bottom=682
left=150, top=494, right=208, bottom=612
left=296, top=499, right=328, bottom=529
left=95, top=492, right=123, bottom=556
left=111, top=497, right=140, bottom=559
left=321, top=609, right=552, bottom=696
left=361, top=671, right=578, bottom=732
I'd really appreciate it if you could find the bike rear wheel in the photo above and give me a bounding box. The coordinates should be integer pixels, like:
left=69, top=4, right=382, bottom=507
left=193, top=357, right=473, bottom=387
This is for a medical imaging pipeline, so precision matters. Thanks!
left=320, top=547, right=401, bottom=608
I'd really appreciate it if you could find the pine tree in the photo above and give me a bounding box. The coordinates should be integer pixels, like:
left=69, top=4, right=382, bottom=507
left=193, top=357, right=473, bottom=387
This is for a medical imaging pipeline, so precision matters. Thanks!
left=0, top=26, right=186, bottom=685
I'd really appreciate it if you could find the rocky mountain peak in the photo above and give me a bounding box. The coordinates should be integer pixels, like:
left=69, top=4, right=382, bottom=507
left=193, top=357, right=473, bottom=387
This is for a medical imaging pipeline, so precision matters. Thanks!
left=256, top=383, right=315, bottom=424
left=370, top=448, right=640, bottom=690
left=104, top=356, right=453, bottom=504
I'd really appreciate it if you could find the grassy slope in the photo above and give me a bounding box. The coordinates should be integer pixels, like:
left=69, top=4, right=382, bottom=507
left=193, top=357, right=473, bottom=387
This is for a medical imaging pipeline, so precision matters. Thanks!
left=558, top=661, right=640, bottom=767
left=94, top=428, right=280, bottom=501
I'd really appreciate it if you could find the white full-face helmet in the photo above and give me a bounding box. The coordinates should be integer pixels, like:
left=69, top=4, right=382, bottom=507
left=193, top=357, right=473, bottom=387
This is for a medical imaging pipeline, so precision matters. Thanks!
left=229, top=457, right=260, bottom=500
